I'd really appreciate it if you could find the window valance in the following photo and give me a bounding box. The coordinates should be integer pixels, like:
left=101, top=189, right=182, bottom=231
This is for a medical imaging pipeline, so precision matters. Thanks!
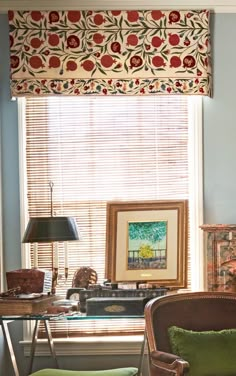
left=8, top=9, right=212, bottom=96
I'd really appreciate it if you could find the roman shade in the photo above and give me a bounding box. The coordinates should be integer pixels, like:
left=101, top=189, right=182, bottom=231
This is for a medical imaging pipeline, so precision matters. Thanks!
left=8, top=9, right=212, bottom=96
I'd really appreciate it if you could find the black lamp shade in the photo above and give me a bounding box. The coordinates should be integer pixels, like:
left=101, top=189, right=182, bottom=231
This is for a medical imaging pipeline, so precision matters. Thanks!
left=22, top=217, right=79, bottom=243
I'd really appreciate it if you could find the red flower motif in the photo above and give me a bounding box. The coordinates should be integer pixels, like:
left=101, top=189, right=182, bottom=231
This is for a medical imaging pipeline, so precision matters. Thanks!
left=8, top=11, right=14, bottom=21
left=74, top=89, right=80, bottom=94
left=152, top=56, right=166, bottom=67
left=70, top=79, right=75, bottom=85
left=93, top=33, right=105, bottom=44
left=35, top=88, right=41, bottom=94
left=151, top=11, right=164, bottom=21
left=140, top=88, right=145, bottom=94
left=94, top=14, right=105, bottom=25
left=151, top=36, right=165, bottom=48
left=175, top=82, right=182, bottom=87
left=130, top=55, right=143, bottom=68
left=17, top=85, right=22, bottom=91
left=87, top=11, right=93, bottom=16
left=81, top=60, right=95, bottom=72
left=101, top=55, right=115, bottom=68
left=41, top=80, right=47, bottom=85
left=127, top=35, right=139, bottom=47
left=108, top=79, right=112, bottom=85
left=183, top=55, right=196, bottom=69
left=67, top=35, right=80, bottom=49
left=184, top=39, right=190, bottom=46
left=103, top=88, right=108, bottom=95
left=95, top=52, right=101, bottom=58
left=111, top=42, right=121, bottom=53
left=168, top=34, right=180, bottom=46
left=169, top=11, right=181, bottom=24
left=135, top=79, right=140, bottom=85
left=48, top=34, right=60, bottom=46
left=186, top=12, right=192, bottom=18
left=199, top=87, right=204, bottom=93
left=111, top=11, right=121, bottom=16
left=170, top=56, right=181, bottom=68
left=48, top=56, right=60, bottom=68
left=197, top=69, right=202, bottom=76
left=127, top=11, right=139, bottom=22
left=68, top=11, right=81, bottom=23
left=30, top=38, right=43, bottom=49
left=9, top=35, right=14, bottom=48
left=43, top=50, right=50, bottom=56
left=31, top=11, right=43, bottom=21
left=29, top=56, right=44, bottom=69
left=10, top=55, right=20, bottom=69
left=195, top=78, right=199, bottom=84
left=49, top=11, right=59, bottom=23
left=24, top=45, right=30, bottom=51
left=145, top=44, right=151, bottom=51
left=167, top=87, right=172, bottom=93
left=66, top=61, right=78, bottom=71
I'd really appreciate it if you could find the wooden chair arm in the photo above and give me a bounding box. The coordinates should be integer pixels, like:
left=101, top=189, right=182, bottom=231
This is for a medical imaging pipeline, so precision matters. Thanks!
left=149, top=350, right=189, bottom=376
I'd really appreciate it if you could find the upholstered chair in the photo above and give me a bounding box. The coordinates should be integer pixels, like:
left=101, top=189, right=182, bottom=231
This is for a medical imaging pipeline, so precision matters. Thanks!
left=144, top=291, right=236, bottom=376
left=29, top=368, right=138, bottom=376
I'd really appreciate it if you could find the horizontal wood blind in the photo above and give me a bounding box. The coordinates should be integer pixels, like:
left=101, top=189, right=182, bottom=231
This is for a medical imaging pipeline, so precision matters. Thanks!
left=25, top=95, right=189, bottom=337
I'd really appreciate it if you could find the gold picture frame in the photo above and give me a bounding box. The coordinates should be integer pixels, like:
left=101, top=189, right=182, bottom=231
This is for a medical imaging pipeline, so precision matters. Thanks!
left=105, top=200, right=188, bottom=288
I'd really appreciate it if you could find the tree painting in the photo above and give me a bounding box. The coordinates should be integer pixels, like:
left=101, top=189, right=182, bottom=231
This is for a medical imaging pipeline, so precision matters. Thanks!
left=128, top=221, right=167, bottom=270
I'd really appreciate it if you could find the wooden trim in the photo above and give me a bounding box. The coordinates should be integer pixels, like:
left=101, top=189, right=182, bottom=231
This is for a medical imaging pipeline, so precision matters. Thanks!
left=1, top=0, right=236, bottom=13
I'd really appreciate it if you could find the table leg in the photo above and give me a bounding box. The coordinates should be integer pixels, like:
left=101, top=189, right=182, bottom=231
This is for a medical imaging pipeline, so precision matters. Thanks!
left=0, top=320, right=20, bottom=376
left=44, top=320, right=59, bottom=368
left=28, top=319, right=40, bottom=375
left=28, top=319, right=59, bottom=374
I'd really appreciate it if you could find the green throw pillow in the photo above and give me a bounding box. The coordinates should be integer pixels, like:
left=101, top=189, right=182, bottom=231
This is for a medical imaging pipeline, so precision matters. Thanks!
left=30, top=368, right=138, bottom=376
left=168, top=326, right=236, bottom=376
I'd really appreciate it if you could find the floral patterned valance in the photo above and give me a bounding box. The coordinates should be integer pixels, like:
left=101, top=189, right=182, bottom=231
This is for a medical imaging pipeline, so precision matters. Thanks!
left=8, top=9, right=212, bottom=96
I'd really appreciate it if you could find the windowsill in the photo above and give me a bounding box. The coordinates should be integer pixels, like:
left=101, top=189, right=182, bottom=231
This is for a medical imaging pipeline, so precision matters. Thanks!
left=21, top=335, right=146, bottom=356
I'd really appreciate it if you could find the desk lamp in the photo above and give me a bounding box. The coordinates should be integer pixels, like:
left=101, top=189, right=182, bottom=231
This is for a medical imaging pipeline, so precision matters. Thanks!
left=22, top=182, right=79, bottom=293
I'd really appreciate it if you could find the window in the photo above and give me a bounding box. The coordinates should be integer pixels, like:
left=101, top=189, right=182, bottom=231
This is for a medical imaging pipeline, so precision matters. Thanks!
left=19, top=95, right=203, bottom=339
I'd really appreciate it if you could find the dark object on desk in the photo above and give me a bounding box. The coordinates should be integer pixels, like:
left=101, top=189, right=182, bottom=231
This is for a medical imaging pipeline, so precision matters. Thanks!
left=86, top=297, right=148, bottom=316
left=6, top=268, right=52, bottom=294
left=72, top=266, right=97, bottom=288
left=79, top=287, right=167, bottom=313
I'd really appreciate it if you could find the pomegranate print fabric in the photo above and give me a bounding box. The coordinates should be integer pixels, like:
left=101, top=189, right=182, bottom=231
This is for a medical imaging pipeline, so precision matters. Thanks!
left=8, top=9, right=212, bottom=96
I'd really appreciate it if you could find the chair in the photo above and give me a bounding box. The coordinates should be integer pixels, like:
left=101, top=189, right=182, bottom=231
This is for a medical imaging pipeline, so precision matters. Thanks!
left=29, top=368, right=138, bottom=376
left=144, top=291, right=236, bottom=376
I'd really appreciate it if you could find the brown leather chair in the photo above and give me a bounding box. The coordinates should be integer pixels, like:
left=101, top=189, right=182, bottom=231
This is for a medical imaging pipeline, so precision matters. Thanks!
left=144, top=291, right=236, bottom=376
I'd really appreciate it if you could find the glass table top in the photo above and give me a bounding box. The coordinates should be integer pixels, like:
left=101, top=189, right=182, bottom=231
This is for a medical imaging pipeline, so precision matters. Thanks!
left=0, top=312, right=144, bottom=320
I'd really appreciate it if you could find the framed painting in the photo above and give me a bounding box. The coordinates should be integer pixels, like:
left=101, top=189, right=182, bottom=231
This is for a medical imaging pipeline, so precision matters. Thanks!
left=105, top=200, right=188, bottom=288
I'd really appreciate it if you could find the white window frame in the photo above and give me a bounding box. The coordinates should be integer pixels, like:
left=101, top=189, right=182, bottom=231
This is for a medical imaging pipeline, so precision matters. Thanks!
left=18, top=95, right=204, bottom=355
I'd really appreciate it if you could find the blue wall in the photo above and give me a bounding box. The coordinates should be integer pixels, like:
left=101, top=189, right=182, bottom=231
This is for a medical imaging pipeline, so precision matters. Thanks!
left=0, top=14, right=21, bottom=277
left=1, top=11, right=236, bottom=376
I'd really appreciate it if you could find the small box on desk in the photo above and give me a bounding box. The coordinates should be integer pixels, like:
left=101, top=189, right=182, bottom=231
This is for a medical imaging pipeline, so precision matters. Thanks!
left=6, top=269, right=52, bottom=294
left=86, top=297, right=148, bottom=316
left=79, top=288, right=167, bottom=313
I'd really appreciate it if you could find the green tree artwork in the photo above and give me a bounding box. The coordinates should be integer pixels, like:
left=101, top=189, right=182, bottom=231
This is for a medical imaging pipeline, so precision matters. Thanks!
left=128, top=221, right=167, bottom=270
